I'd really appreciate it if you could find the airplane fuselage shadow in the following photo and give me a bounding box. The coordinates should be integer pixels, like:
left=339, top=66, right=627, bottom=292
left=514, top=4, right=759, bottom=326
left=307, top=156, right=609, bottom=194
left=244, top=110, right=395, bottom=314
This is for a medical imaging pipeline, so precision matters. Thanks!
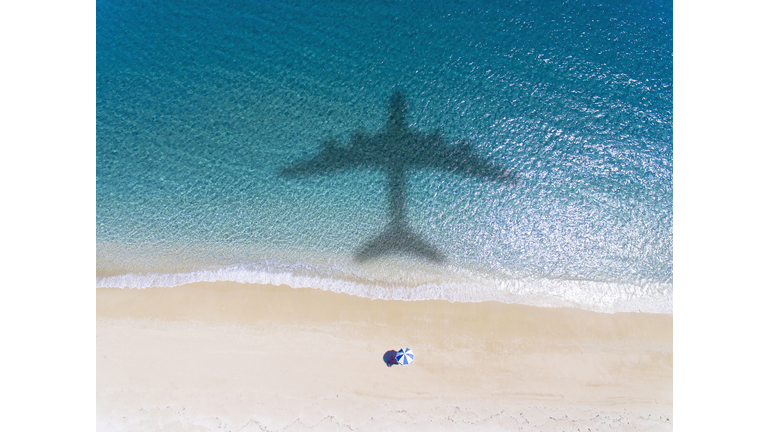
left=280, top=91, right=515, bottom=263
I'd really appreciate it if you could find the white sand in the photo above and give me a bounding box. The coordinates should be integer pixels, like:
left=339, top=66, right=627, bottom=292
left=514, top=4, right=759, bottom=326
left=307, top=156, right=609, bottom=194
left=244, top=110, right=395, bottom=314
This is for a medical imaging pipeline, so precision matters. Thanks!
left=97, top=282, right=672, bottom=431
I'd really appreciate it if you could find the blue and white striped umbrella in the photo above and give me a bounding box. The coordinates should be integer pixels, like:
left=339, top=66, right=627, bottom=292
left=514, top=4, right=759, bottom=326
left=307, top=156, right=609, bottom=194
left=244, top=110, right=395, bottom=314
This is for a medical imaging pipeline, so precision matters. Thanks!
left=396, top=348, right=414, bottom=365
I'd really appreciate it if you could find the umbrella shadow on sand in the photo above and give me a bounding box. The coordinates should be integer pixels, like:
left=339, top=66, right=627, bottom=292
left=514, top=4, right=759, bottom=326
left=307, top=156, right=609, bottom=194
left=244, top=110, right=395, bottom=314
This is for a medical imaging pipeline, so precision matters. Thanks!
left=280, top=91, right=515, bottom=263
left=383, top=350, right=399, bottom=367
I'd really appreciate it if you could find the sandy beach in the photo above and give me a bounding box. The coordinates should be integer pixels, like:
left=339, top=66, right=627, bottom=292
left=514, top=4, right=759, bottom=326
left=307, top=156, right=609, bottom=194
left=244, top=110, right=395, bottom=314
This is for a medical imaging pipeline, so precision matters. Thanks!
left=96, top=282, right=672, bottom=431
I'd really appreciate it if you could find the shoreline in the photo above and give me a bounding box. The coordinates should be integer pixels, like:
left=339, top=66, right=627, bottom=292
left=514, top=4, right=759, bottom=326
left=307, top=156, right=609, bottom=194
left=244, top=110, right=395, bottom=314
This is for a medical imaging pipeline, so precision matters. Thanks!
left=97, top=281, right=672, bottom=431
left=96, top=265, right=673, bottom=315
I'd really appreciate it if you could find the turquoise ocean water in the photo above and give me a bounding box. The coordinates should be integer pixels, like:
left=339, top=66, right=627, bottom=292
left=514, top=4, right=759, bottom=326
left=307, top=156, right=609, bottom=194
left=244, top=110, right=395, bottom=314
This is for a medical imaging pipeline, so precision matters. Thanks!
left=97, top=0, right=672, bottom=313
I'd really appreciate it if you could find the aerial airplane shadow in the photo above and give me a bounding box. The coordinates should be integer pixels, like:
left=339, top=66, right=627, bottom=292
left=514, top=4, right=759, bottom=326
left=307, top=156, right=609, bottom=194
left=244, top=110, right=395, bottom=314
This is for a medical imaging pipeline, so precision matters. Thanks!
left=281, top=91, right=515, bottom=263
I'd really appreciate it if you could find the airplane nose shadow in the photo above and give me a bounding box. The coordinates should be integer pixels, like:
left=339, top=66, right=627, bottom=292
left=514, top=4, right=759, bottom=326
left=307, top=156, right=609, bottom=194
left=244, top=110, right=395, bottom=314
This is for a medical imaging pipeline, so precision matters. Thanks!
left=280, top=91, right=515, bottom=263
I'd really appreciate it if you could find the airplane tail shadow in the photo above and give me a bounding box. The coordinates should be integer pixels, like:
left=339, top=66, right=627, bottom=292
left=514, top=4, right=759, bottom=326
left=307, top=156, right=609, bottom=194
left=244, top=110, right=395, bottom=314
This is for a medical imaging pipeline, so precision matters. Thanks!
left=354, top=219, right=445, bottom=263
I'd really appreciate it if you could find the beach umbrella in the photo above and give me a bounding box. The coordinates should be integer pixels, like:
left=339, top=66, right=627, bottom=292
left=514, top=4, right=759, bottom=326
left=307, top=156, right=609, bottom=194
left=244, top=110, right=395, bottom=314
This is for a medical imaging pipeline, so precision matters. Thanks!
left=396, top=348, right=414, bottom=365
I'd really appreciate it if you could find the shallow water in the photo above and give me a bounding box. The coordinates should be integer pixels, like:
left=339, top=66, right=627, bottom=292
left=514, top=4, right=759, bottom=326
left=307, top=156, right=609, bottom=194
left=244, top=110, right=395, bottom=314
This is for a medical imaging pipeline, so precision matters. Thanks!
left=97, top=0, right=673, bottom=313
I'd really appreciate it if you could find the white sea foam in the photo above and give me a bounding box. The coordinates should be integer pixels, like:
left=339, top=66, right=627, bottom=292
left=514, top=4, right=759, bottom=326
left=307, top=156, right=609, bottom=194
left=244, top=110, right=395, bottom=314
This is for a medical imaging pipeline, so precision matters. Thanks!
left=96, top=264, right=672, bottom=315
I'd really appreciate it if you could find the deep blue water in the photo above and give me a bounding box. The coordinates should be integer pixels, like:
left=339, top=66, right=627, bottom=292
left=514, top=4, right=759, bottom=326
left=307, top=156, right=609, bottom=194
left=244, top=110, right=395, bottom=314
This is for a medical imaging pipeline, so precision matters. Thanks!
left=96, top=0, right=673, bottom=313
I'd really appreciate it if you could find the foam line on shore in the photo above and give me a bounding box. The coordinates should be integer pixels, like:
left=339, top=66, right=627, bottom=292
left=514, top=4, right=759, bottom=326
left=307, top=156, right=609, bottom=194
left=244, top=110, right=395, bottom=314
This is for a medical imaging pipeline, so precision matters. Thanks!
left=97, top=265, right=672, bottom=314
